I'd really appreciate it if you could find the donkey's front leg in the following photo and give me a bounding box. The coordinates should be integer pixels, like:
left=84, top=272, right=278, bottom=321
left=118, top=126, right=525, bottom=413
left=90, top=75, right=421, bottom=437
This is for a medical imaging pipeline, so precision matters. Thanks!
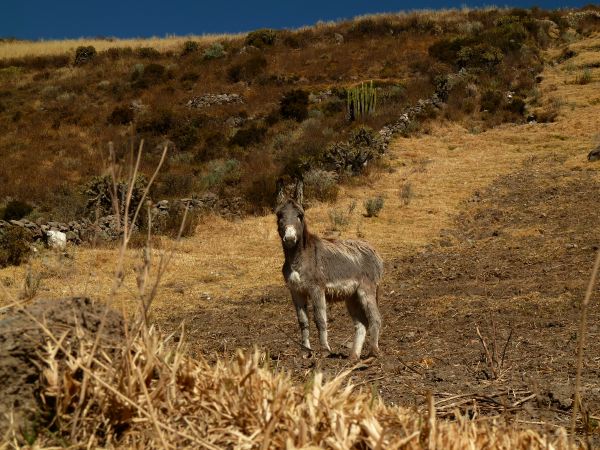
left=311, top=288, right=332, bottom=353
left=291, top=291, right=311, bottom=350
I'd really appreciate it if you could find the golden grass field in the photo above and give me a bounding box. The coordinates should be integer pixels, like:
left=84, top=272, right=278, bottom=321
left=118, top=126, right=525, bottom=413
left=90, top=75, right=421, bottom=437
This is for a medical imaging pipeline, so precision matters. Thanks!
left=1, top=34, right=599, bottom=320
left=0, top=34, right=240, bottom=59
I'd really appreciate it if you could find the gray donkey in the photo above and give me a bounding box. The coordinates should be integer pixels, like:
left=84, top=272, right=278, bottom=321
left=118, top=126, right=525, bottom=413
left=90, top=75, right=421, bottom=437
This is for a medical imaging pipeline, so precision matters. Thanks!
left=275, top=183, right=383, bottom=359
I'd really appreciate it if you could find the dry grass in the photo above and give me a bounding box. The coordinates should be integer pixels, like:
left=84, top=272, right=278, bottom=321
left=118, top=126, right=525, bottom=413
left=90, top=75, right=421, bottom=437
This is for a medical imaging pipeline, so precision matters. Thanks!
left=2, top=318, right=572, bottom=448
left=0, top=34, right=241, bottom=59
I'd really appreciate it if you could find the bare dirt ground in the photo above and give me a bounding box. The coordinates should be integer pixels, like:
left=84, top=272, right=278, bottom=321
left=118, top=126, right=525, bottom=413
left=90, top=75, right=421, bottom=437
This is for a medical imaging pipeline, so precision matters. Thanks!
left=163, top=153, right=600, bottom=435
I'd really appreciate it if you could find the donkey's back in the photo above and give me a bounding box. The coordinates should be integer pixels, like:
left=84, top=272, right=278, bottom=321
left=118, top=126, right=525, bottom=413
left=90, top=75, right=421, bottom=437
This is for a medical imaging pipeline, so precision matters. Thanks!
left=316, top=238, right=383, bottom=299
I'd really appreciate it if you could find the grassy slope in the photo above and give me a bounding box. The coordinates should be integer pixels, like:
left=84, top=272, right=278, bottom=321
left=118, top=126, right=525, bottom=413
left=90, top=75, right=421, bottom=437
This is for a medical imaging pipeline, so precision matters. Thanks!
left=0, top=33, right=598, bottom=316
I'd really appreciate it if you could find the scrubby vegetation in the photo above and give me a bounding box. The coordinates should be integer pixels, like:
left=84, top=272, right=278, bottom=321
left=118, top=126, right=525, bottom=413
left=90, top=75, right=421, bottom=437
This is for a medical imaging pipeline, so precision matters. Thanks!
left=0, top=7, right=598, bottom=222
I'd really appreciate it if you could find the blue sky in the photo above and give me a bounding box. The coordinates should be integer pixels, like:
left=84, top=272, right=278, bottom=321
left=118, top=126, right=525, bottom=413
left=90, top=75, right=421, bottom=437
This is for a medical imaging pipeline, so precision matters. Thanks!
left=2, top=0, right=590, bottom=40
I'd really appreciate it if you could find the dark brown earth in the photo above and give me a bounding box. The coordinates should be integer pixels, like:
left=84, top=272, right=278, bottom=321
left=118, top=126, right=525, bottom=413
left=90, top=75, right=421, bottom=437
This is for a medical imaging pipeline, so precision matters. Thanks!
left=163, top=156, right=600, bottom=439
left=0, top=297, right=125, bottom=435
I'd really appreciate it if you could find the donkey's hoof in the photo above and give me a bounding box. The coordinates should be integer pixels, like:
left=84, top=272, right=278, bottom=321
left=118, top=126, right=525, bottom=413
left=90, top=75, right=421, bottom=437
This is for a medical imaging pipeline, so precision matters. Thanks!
left=348, top=352, right=361, bottom=361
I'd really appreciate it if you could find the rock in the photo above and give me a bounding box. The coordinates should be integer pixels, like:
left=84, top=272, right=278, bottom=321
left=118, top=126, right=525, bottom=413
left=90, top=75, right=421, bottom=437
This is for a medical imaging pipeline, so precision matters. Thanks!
left=65, top=230, right=79, bottom=243
left=130, top=99, right=147, bottom=112
left=588, top=146, right=600, bottom=162
left=225, top=116, right=246, bottom=128
left=187, top=93, right=243, bottom=108
left=46, top=230, right=67, bottom=250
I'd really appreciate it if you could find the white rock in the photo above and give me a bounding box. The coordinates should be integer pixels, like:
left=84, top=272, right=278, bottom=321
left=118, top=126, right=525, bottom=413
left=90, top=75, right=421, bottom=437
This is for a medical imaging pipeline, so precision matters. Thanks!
left=47, top=230, right=67, bottom=250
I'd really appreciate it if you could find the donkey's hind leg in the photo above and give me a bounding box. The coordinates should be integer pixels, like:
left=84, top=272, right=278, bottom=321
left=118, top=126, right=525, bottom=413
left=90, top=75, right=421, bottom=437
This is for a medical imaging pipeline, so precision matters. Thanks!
left=346, top=296, right=367, bottom=360
left=357, top=286, right=382, bottom=357
left=291, top=291, right=311, bottom=350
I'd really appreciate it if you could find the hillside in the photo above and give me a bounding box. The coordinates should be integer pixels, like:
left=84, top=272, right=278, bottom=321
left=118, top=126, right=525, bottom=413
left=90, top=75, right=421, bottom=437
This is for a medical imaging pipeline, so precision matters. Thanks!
left=0, top=6, right=600, bottom=448
left=0, top=6, right=598, bottom=222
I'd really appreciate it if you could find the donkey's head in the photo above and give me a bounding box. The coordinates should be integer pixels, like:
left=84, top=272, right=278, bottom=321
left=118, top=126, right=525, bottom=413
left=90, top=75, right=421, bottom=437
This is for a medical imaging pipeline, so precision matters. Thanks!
left=276, top=199, right=305, bottom=249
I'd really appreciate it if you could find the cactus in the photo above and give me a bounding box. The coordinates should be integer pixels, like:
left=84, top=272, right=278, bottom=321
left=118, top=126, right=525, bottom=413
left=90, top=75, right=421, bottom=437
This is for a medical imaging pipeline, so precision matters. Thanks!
left=347, top=81, right=377, bottom=121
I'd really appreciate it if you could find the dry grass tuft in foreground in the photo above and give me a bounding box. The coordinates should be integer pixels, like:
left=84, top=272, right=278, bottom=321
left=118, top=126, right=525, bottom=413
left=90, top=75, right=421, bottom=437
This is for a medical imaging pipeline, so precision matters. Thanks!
left=4, top=320, right=572, bottom=449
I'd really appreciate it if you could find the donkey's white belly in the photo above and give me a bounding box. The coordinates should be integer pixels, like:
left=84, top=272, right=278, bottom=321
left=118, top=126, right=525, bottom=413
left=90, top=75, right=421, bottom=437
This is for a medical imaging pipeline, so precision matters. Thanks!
left=325, top=280, right=359, bottom=297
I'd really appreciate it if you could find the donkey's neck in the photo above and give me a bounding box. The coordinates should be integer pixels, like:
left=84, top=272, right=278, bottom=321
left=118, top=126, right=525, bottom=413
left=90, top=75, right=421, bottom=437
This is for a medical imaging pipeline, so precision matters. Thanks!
left=283, top=230, right=316, bottom=266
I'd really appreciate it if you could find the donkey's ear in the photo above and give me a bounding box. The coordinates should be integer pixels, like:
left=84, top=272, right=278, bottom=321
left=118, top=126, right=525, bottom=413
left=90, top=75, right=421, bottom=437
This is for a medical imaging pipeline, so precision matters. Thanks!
left=294, top=179, right=304, bottom=207
left=275, top=177, right=286, bottom=207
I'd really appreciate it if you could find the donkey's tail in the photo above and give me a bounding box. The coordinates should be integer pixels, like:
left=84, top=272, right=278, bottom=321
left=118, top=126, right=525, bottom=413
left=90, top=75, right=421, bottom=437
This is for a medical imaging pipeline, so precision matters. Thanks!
left=376, top=285, right=381, bottom=305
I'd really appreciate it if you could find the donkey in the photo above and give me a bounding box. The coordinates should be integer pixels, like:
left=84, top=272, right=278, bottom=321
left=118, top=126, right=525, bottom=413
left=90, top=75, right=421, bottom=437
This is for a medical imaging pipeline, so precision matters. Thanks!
left=275, top=183, right=383, bottom=359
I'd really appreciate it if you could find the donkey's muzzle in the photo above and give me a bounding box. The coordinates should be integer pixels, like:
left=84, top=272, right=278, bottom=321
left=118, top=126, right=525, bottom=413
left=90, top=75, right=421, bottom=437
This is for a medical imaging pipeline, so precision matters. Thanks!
left=283, top=226, right=298, bottom=246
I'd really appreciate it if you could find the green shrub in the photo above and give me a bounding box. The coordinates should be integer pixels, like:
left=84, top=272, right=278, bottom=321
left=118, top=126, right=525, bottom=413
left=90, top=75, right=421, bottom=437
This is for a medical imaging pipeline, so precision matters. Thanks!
left=303, top=169, right=339, bottom=202
left=203, top=42, right=226, bottom=60
left=577, top=68, right=593, bottom=85
left=280, top=89, right=309, bottom=121
left=170, top=120, right=200, bottom=150
left=229, top=124, right=267, bottom=147
left=245, top=29, right=277, bottom=48
left=2, top=200, right=33, bottom=221
left=182, top=40, right=199, bottom=55
left=131, top=63, right=167, bottom=88
left=107, top=105, right=134, bottom=125
left=74, top=46, right=96, bottom=65
left=347, top=81, right=377, bottom=121
left=200, top=159, right=241, bottom=191
left=364, top=196, right=384, bottom=217
left=0, top=227, right=32, bottom=268
left=457, top=44, right=503, bottom=68
left=83, top=174, right=147, bottom=217
left=227, top=54, right=267, bottom=83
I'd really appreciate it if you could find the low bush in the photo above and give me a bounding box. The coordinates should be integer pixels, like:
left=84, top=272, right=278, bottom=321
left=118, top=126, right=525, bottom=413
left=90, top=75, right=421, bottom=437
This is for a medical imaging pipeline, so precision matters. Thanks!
left=83, top=174, right=148, bottom=218
left=280, top=89, right=309, bottom=121
left=227, top=54, right=267, bottom=83
left=136, top=108, right=175, bottom=135
left=200, top=159, right=241, bottom=192
left=303, top=169, right=339, bottom=202
left=203, top=43, right=226, bottom=60
left=245, top=29, right=277, bottom=47
left=74, top=46, right=96, bottom=65
left=480, top=90, right=504, bottom=113
left=2, top=200, right=34, bottom=221
left=229, top=124, right=267, bottom=148
left=182, top=40, right=199, bottom=55
left=364, top=196, right=384, bottom=217
left=131, top=63, right=167, bottom=89
left=136, top=47, right=161, bottom=59
left=107, top=105, right=134, bottom=125
left=104, top=47, right=133, bottom=60
left=577, top=68, right=593, bottom=84
left=0, top=226, right=32, bottom=268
